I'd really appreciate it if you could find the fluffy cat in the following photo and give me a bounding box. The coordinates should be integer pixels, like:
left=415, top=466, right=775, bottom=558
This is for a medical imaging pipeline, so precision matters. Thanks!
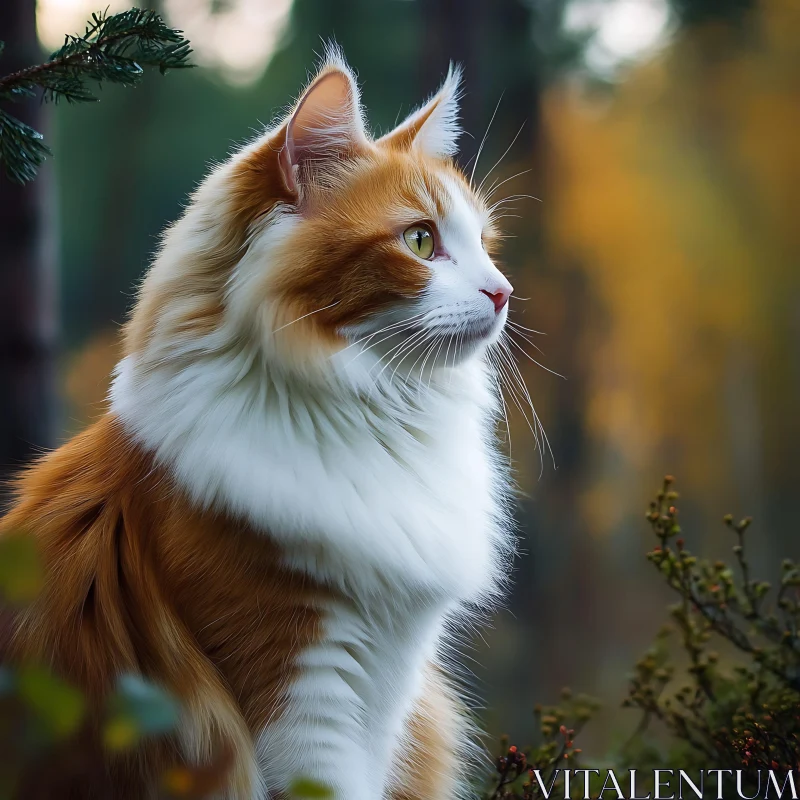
left=0, top=48, right=517, bottom=799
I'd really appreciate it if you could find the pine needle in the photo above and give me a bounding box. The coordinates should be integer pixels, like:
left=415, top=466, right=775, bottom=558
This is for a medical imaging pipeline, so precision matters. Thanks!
left=0, top=8, right=193, bottom=184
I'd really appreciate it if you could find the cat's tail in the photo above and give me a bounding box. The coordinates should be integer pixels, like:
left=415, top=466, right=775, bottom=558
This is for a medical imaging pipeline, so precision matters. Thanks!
left=0, top=414, right=260, bottom=798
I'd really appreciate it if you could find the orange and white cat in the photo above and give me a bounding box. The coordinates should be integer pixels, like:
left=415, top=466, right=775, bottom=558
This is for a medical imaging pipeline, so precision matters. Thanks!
left=1, top=48, right=516, bottom=799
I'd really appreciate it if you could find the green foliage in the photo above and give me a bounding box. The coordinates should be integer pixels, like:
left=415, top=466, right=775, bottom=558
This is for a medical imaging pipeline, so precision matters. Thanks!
left=289, top=777, right=335, bottom=798
left=0, top=110, right=50, bottom=188
left=482, top=689, right=601, bottom=799
left=0, top=532, right=43, bottom=605
left=0, top=661, right=183, bottom=795
left=15, top=665, right=86, bottom=738
left=0, top=8, right=192, bottom=184
left=484, top=476, right=800, bottom=797
left=104, top=673, right=180, bottom=750
left=620, top=477, right=800, bottom=786
left=670, top=0, right=755, bottom=27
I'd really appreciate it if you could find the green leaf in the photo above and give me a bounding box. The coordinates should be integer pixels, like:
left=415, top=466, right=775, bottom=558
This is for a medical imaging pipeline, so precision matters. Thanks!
left=288, top=778, right=335, bottom=799
left=16, top=666, right=85, bottom=738
left=0, top=531, right=44, bottom=603
left=0, top=666, right=13, bottom=696
left=104, top=673, right=179, bottom=749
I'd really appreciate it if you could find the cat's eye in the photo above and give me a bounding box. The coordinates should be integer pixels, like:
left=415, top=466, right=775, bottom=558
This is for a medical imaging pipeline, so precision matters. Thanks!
left=403, top=224, right=435, bottom=260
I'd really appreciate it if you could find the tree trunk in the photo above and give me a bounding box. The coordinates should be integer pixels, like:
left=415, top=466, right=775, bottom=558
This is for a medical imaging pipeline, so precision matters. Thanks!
left=420, top=0, right=487, bottom=169
left=0, top=0, right=58, bottom=507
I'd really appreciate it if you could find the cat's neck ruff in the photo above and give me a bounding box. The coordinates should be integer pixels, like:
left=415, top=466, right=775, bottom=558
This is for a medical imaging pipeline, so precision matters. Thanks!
left=110, top=345, right=511, bottom=605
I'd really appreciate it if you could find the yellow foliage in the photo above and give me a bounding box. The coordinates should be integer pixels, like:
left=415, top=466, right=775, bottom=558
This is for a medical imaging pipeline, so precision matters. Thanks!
left=544, top=0, right=800, bottom=536
left=103, top=716, right=141, bottom=751
left=63, top=329, right=120, bottom=430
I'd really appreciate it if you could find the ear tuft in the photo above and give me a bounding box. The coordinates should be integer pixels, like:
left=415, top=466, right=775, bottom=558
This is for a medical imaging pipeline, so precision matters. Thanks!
left=379, top=64, right=463, bottom=160
left=280, top=45, right=368, bottom=194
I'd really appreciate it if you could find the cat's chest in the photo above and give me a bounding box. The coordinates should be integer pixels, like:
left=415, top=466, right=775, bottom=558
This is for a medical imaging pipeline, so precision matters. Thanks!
left=273, top=421, right=502, bottom=600
left=112, top=354, right=508, bottom=601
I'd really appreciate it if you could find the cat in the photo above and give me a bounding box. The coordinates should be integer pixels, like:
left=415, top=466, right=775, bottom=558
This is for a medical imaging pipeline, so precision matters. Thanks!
left=0, top=47, right=517, bottom=799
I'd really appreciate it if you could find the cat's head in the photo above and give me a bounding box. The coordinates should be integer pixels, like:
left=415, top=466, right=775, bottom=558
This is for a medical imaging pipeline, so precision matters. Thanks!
left=125, top=47, right=513, bottom=391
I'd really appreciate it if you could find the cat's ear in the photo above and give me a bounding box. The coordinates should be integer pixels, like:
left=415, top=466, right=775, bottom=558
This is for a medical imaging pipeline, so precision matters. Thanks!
left=378, top=65, right=462, bottom=159
left=279, top=50, right=368, bottom=194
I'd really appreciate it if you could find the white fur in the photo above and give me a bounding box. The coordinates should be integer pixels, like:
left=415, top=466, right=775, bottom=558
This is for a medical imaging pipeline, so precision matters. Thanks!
left=110, top=53, right=514, bottom=800
left=379, top=64, right=463, bottom=159
left=257, top=597, right=447, bottom=799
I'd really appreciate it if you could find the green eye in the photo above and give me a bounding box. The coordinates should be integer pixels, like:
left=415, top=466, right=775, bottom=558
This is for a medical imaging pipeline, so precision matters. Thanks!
left=403, top=224, right=435, bottom=260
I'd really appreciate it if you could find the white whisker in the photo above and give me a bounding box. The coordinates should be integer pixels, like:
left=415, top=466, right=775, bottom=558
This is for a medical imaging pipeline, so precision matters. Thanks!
left=470, top=93, right=504, bottom=187
left=272, top=300, right=340, bottom=333
left=477, top=121, right=526, bottom=196
left=506, top=318, right=543, bottom=335
left=506, top=334, right=565, bottom=379
left=485, top=172, right=536, bottom=204
left=506, top=324, right=546, bottom=355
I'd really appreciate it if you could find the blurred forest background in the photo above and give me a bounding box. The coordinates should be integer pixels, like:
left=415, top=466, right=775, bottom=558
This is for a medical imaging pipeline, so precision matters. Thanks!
left=1, top=0, right=799, bottom=758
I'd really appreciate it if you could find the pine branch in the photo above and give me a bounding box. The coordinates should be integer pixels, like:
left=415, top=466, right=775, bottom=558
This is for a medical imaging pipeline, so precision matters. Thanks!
left=0, top=109, right=50, bottom=185
left=0, top=8, right=192, bottom=184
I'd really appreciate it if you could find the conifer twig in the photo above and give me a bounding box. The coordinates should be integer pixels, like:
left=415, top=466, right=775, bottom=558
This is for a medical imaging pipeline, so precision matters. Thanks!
left=0, top=8, right=192, bottom=184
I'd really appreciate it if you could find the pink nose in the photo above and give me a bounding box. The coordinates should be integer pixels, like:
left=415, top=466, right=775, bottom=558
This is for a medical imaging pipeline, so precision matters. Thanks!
left=480, top=287, right=511, bottom=312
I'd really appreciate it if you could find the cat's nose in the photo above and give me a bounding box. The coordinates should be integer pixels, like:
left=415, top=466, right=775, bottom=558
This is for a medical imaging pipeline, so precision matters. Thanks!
left=480, top=285, right=512, bottom=313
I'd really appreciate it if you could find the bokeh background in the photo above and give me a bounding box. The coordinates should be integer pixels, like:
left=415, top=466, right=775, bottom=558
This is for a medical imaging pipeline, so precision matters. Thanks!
left=2, top=0, right=799, bottom=758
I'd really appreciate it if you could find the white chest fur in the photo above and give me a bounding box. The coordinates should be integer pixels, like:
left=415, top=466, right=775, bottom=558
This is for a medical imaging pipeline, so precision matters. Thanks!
left=257, top=593, right=449, bottom=799
left=111, top=350, right=510, bottom=602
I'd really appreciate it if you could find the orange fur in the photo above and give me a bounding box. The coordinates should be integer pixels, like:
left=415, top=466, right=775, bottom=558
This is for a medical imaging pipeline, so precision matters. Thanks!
left=391, top=669, right=464, bottom=800
left=0, top=415, right=456, bottom=800
left=126, top=127, right=489, bottom=366
left=2, top=415, right=458, bottom=798
left=1, top=415, right=324, bottom=796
